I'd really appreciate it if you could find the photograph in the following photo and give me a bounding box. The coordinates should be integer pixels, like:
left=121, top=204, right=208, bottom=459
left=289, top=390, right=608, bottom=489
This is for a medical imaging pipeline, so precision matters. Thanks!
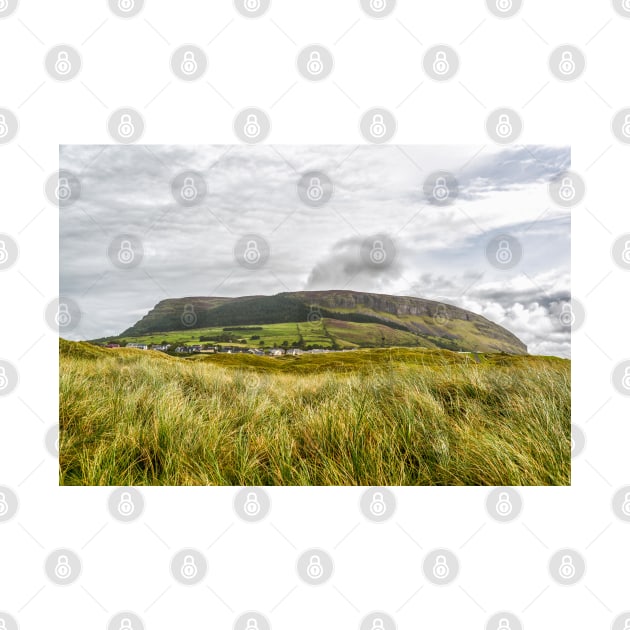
left=58, top=143, right=571, bottom=486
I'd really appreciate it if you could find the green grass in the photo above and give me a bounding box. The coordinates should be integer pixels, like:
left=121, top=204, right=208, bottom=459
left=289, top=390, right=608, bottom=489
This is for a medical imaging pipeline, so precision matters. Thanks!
left=59, top=340, right=570, bottom=486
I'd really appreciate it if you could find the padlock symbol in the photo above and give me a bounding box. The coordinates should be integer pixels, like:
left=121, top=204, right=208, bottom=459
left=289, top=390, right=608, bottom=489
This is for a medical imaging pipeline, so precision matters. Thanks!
left=246, top=619, right=260, bottom=630
left=118, top=0, right=135, bottom=11
left=558, top=555, right=576, bottom=579
left=369, top=491, right=386, bottom=516
left=119, top=618, right=133, bottom=630
left=0, top=240, right=8, bottom=264
left=432, top=51, right=449, bottom=75
left=118, top=114, right=135, bottom=139
left=371, top=619, right=385, bottom=630
left=306, top=177, right=324, bottom=201
left=623, top=619, right=630, bottom=630
left=117, top=240, right=135, bottom=265
left=55, top=303, right=72, bottom=328
left=306, top=554, right=323, bottom=579
left=244, top=492, right=261, bottom=516
left=496, top=0, right=513, bottom=12
left=559, top=303, right=574, bottom=327
left=182, top=304, right=196, bottom=326
left=307, top=51, right=323, bottom=75
left=495, top=491, right=513, bottom=516
left=369, top=0, right=387, bottom=12
left=0, top=492, right=8, bottom=516
left=54, top=554, right=72, bottom=579
left=623, top=0, right=630, bottom=11
left=369, top=240, right=386, bottom=264
left=621, top=492, right=630, bottom=516
left=432, top=176, right=449, bottom=201
left=622, top=367, right=630, bottom=390
left=244, top=240, right=261, bottom=264
left=117, top=491, right=135, bottom=516
left=369, top=114, right=386, bottom=138
left=497, top=619, right=512, bottom=630
left=570, top=435, right=576, bottom=453
left=495, top=240, right=513, bottom=264
left=0, top=0, right=8, bottom=11
left=0, top=367, right=7, bottom=390
left=622, top=114, right=630, bottom=138
left=621, top=240, right=630, bottom=264
left=435, top=304, right=448, bottom=324
left=181, top=51, right=198, bottom=76
left=558, top=51, right=576, bottom=75
left=56, top=177, right=72, bottom=201
left=181, top=555, right=198, bottom=579
left=54, top=51, right=72, bottom=76
left=181, top=177, right=198, bottom=201
left=495, top=114, right=513, bottom=138
left=432, top=555, right=450, bottom=579
left=0, top=114, right=8, bottom=138
left=558, top=177, right=575, bottom=201
left=244, top=114, right=261, bottom=138
left=244, top=0, right=261, bottom=10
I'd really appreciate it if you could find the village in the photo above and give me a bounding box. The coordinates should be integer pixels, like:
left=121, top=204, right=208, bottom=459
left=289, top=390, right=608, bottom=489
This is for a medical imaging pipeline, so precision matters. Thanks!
left=103, top=342, right=354, bottom=356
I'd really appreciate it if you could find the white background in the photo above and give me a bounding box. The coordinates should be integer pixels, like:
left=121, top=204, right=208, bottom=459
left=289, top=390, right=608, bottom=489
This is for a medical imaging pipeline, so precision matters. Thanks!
left=1, top=0, right=629, bottom=628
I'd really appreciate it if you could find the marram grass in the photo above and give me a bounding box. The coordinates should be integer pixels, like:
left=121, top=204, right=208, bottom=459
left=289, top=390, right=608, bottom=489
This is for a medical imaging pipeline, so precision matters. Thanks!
left=59, top=340, right=570, bottom=486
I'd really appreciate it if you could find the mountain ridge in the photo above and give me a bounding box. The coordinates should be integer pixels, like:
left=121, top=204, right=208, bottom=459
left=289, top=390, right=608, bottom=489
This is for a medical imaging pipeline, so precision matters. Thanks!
left=119, top=290, right=527, bottom=354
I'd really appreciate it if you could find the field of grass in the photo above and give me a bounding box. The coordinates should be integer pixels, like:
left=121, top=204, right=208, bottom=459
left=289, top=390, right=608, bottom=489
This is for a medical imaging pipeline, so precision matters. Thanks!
left=59, top=340, right=570, bottom=486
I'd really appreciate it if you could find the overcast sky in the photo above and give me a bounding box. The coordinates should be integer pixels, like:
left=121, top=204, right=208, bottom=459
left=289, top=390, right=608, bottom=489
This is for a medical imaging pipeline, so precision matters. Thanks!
left=60, top=144, right=571, bottom=357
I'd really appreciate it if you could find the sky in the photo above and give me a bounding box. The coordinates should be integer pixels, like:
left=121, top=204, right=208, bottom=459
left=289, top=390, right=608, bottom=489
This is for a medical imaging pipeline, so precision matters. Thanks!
left=60, top=144, right=571, bottom=357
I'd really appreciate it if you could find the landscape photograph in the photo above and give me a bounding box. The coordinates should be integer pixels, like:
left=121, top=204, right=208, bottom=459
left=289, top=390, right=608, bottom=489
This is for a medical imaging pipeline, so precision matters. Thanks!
left=58, top=143, right=571, bottom=486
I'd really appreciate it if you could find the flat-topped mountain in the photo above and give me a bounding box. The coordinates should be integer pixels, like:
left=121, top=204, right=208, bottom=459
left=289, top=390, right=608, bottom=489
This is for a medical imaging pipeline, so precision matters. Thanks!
left=119, top=290, right=527, bottom=354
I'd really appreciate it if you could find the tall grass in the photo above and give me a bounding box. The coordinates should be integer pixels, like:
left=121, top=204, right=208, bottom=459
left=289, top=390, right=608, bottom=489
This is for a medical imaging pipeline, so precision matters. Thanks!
left=59, top=341, right=570, bottom=486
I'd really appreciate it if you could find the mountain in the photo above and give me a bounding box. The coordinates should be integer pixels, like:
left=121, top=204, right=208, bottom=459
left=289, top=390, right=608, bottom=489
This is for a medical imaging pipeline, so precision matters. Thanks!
left=118, top=290, right=527, bottom=354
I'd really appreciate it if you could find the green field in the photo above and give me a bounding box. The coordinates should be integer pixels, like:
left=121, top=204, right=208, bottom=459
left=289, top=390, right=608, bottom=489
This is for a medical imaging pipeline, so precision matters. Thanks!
left=60, top=339, right=570, bottom=486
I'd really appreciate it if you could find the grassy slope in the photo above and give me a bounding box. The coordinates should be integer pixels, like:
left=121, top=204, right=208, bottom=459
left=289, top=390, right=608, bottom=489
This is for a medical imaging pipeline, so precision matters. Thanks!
left=60, top=340, right=570, bottom=486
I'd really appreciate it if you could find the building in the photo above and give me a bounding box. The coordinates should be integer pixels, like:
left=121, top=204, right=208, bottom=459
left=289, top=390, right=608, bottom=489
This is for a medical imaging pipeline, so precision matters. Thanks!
left=127, top=343, right=148, bottom=350
left=285, top=348, right=304, bottom=356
